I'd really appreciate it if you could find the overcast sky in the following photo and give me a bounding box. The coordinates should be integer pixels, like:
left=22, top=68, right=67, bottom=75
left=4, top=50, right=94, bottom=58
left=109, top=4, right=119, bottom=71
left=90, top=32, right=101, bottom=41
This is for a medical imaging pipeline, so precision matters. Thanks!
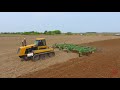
left=0, top=12, right=120, bottom=33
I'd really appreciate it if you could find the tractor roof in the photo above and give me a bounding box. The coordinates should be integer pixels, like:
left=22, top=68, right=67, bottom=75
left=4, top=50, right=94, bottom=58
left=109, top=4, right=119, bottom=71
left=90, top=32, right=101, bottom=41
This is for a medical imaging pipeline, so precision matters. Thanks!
left=36, top=38, right=45, bottom=40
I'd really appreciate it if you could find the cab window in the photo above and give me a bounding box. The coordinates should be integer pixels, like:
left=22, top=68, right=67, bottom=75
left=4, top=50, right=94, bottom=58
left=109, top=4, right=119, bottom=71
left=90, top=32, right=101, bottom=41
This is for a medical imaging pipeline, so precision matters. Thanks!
left=35, top=40, right=46, bottom=46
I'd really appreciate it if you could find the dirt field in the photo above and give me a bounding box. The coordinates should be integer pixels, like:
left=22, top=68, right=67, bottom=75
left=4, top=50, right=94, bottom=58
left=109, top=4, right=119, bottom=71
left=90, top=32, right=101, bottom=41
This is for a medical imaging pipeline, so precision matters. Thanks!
left=0, top=35, right=120, bottom=78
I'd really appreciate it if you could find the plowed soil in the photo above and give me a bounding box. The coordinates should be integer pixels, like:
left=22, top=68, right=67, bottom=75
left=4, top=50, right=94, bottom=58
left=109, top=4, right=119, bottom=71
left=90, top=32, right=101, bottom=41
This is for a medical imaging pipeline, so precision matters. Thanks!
left=0, top=35, right=120, bottom=78
left=19, top=38, right=120, bottom=78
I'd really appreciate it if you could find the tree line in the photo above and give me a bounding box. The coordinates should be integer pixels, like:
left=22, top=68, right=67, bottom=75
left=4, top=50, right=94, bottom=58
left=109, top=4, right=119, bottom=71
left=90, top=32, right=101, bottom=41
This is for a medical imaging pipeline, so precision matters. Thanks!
left=0, top=30, right=62, bottom=35
left=1, top=30, right=98, bottom=35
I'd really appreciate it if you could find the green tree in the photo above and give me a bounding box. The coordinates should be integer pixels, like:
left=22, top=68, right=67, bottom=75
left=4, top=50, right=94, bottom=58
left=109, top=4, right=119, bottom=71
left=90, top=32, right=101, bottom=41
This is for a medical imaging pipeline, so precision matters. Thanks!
left=53, top=30, right=61, bottom=34
left=44, top=30, right=61, bottom=35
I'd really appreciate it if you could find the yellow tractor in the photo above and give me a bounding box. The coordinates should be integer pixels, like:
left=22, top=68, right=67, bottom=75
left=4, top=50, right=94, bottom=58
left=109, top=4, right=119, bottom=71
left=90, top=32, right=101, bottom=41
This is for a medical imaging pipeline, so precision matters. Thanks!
left=17, top=38, right=55, bottom=61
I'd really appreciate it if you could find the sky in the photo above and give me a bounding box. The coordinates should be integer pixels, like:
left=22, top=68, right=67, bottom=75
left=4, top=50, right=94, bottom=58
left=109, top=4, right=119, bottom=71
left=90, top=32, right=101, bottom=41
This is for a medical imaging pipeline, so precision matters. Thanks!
left=0, top=12, right=120, bottom=33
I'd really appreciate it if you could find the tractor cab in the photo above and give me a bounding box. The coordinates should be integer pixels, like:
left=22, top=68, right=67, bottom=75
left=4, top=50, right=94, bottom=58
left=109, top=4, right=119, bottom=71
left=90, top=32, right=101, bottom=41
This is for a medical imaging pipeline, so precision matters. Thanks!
left=34, top=38, right=47, bottom=49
